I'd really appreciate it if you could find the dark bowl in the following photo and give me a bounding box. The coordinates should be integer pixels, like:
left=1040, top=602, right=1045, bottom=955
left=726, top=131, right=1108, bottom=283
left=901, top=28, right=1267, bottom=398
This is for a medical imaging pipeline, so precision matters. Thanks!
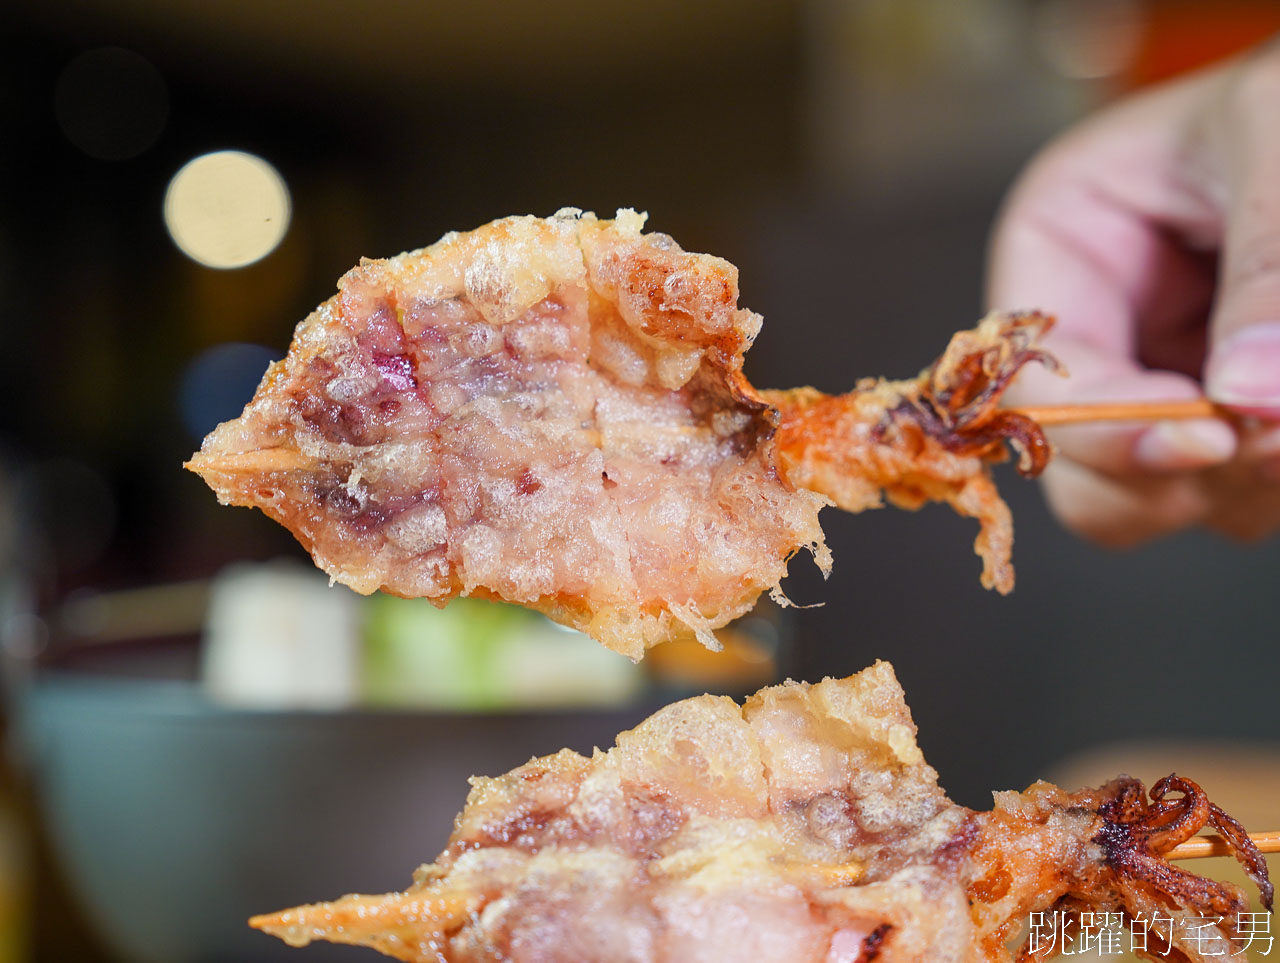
left=14, top=643, right=653, bottom=963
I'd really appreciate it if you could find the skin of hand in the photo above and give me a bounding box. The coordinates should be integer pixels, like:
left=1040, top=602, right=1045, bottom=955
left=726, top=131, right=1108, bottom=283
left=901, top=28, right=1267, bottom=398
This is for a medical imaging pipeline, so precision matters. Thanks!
left=988, top=40, right=1280, bottom=547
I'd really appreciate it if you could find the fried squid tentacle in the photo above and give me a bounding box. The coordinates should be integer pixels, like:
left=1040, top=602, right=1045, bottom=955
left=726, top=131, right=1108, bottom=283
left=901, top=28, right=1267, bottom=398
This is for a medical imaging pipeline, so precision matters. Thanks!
left=905, top=311, right=1060, bottom=476
left=1207, top=800, right=1275, bottom=912
left=249, top=664, right=1271, bottom=963
left=767, top=312, right=1063, bottom=594
left=1009, top=773, right=1273, bottom=963
left=1106, top=774, right=1273, bottom=911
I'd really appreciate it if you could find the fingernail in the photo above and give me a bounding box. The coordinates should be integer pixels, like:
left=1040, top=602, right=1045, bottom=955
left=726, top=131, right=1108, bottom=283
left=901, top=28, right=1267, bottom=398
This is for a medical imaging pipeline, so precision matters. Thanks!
left=1134, top=419, right=1236, bottom=472
left=1205, top=322, right=1280, bottom=412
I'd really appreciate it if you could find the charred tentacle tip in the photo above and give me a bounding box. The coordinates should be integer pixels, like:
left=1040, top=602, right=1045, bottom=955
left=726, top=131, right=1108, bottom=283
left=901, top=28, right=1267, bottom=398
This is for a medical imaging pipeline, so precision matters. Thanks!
left=1203, top=800, right=1275, bottom=912
left=1096, top=774, right=1273, bottom=921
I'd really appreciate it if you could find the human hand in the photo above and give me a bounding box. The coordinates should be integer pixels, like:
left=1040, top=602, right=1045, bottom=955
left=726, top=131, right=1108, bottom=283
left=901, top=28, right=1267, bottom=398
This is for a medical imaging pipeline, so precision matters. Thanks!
left=988, top=41, right=1280, bottom=546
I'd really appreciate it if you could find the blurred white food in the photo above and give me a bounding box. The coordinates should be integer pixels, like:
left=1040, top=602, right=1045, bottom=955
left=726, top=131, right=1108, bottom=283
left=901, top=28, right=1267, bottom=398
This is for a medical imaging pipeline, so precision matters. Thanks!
left=200, top=560, right=642, bottom=710
left=202, top=561, right=361, bottom=708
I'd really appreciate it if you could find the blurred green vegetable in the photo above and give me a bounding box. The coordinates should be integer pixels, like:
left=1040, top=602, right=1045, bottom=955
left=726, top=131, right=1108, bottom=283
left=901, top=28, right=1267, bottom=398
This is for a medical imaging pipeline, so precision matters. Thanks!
left=361, top=596, right=641, bottom=710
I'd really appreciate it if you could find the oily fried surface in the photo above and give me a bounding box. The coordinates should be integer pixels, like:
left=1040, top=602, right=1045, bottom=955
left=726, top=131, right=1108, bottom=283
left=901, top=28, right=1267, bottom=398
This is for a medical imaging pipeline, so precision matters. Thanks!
left=249, top=662, right=1271, bottom=963
left=252, top=662, right=968, bottom=963
left=187, top=209, right=828, bottom=658
left=188, top=211, right=1058, bottom=654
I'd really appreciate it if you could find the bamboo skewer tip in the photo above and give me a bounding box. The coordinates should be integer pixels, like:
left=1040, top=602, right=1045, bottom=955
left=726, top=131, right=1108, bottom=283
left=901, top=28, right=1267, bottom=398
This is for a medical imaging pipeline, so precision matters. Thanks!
left=1167, top=830, right=1280, bottom=861
left=1012, top=398, right=1225, bottom=427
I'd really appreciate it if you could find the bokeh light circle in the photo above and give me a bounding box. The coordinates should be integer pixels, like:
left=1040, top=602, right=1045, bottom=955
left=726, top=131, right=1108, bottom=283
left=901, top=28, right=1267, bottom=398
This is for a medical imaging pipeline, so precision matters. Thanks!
left=179, top=342, right=281, bottom=440
left=163, top=150, right=291, bottom=269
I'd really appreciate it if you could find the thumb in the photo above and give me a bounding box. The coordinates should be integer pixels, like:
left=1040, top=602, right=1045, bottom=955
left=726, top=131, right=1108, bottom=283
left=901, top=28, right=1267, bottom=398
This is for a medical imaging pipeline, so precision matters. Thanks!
left=1203, top=68, right=1280, bottom=417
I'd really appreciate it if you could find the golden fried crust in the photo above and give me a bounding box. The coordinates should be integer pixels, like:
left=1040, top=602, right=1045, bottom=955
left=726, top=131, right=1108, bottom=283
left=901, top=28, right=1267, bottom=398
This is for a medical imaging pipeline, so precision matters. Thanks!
left=188, top=211, right=1056, bottom=655
left=249, top=662, right=1271, bottom=963
left=187, top=209, right=828, bottom=658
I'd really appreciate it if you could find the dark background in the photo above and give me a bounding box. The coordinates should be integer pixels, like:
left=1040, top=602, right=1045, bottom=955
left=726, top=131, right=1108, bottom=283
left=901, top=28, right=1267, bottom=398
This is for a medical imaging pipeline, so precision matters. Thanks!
left=5, top=0, right=1280, bottom=805
left=1, top=1, right=1278, bottom=959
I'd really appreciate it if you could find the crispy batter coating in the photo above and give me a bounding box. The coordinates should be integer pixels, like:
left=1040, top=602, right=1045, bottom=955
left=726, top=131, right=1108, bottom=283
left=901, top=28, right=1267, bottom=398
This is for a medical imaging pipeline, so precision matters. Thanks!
left=187, top=211, right=1054, bottom=654
left=187, top=210, right=828, bottom=658
left=250, top=662, right=1271, bottom=963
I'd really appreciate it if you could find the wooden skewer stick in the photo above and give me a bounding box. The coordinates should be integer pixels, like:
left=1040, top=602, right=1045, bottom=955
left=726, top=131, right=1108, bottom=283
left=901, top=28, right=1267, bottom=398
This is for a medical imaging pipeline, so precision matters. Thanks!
left=1013, top=398, right=1224, bottom=427
left=1167, top=830, right=1280, bottom=861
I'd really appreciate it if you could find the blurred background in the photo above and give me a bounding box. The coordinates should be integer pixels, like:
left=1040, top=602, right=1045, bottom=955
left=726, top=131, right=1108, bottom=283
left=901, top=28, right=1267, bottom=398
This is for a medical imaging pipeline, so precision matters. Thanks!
left=2, top=0, right=1279, bottom=960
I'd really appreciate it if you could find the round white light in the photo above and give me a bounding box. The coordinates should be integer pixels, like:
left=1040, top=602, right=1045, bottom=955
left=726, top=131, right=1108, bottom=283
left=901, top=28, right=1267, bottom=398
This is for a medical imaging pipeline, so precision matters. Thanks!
left=163, top=150, right=291, bottom=269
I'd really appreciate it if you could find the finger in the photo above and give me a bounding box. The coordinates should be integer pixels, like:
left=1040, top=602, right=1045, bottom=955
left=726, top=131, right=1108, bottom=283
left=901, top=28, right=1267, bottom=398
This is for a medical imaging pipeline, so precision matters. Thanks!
left=988, top=91, right=1234, bottom=476
left=1011, top=338, right=1237, bottom=476
left=988, top=70, right=1224, bottom=354
left=1206, top=492, right=1280, bottom=540
left=1039, top=458, right=1213, bottom=548
left=988, top=161, right=1152, bottom=361
left=1235, top=421, right=1280, bottom=472
left=1130, top=419, right=1238, bottom=474
left=1201, top=456, right=1280, bottom=540
left=1203, top=56, right=1280, bottom=417
left=1131, top=243, right=1216, bottom=379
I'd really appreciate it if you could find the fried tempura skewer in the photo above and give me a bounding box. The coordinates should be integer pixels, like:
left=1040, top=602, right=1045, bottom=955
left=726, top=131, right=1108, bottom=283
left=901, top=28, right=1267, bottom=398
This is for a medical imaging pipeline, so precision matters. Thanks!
left=187, top=210, right=1075, bottom=656
left=248, top=663, right=1274, bottom=963
left=248, top=831, right=1278, bottom=957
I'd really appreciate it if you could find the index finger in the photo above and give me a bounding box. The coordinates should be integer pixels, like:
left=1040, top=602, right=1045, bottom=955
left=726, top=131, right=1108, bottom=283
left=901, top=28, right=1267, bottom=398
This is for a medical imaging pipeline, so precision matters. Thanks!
left=987, top=69, right=1235, bottom=474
